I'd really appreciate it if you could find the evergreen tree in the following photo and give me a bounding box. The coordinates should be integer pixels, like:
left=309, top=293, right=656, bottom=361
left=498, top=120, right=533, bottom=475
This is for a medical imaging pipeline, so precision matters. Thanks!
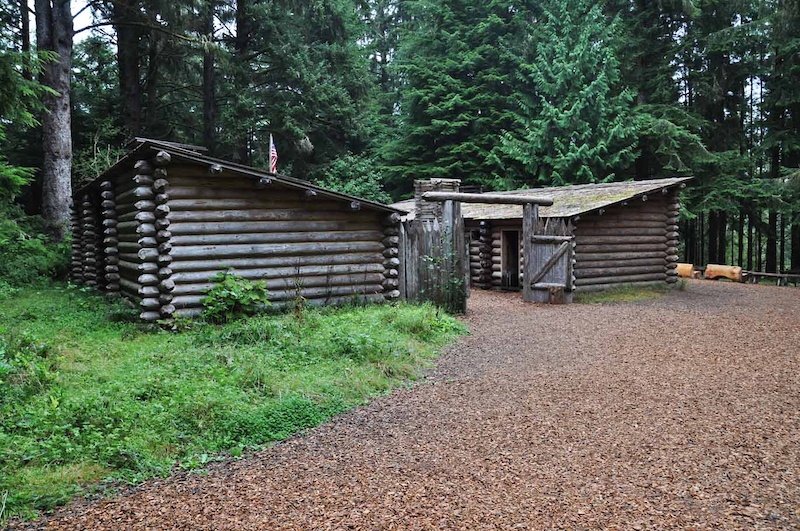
left=502, top=0, right=637, bottom=186
left=385, top=0, right=533, bottom=195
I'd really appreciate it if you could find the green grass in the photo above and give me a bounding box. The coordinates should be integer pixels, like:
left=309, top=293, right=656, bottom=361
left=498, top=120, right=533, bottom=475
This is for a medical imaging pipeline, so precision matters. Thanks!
left=0, top=285, right=466, bottom=522
left=574, top=283, right=675, bottom=304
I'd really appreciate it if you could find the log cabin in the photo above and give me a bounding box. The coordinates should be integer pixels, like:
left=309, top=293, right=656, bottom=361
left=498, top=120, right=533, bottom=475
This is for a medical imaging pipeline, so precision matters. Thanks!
left=70, top=139, right=403, bottom=320
left=392, top=177, right=691, bottom=293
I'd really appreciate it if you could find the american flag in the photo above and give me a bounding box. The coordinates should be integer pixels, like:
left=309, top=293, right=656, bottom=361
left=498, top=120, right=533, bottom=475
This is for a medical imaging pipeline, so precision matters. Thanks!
left=269, top=134, right=278, bottom=173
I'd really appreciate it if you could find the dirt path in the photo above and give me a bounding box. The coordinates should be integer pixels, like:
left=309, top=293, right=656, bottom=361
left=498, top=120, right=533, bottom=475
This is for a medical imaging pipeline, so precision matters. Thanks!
left=24, top=281, right=800, bottom=529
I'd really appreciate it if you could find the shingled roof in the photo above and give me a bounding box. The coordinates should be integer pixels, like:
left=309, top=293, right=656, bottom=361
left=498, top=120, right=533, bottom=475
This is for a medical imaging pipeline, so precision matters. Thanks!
left=392, top=177, right=692, bottom=220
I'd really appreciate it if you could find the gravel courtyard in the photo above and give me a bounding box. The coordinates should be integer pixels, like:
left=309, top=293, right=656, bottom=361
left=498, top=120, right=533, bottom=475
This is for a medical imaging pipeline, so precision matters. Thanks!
left=29, top=280, right=800, bottom=529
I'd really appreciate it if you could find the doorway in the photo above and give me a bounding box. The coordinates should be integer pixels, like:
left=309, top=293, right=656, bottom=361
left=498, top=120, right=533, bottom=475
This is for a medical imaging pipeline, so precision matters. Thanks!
left=501, top=230, right=520, bottom=289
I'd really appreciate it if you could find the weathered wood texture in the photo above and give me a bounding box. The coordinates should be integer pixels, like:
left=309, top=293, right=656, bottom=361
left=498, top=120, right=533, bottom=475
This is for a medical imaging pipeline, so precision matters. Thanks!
left=73, top=152, right=398, bottom=320
left=463, top=191, right=680, bottom=293
left=527, top=217, right=574, bottom=303
left=162, top=171, right=388, bottom=316
left=573, top=195, right=670, bottom=289
left=400, top=199, right=467, bottom=313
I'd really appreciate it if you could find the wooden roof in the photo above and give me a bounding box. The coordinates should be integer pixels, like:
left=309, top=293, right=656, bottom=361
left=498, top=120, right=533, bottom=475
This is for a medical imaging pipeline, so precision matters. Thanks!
left=76, top=138, right=402, bottom=214
left=392, top=177, right=692, bottom=220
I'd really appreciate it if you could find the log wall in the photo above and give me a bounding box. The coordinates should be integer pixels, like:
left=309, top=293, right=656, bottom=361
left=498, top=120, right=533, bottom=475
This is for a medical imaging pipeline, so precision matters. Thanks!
left=73, top=150, right=400, bottom=319
left=464, top=190, right=682, bottom=293
left=163, top=164, right=390, bottom=317
left=572, top=193, right=670, bottom=291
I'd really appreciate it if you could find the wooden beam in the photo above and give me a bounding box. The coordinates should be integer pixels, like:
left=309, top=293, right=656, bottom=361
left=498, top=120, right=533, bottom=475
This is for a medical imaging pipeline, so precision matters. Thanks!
left=422, top=191, right=554, bottom=206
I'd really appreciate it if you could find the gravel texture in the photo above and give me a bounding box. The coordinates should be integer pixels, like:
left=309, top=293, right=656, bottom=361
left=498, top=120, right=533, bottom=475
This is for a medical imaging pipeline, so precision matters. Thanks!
left=17, top=280, right=800, bottom=530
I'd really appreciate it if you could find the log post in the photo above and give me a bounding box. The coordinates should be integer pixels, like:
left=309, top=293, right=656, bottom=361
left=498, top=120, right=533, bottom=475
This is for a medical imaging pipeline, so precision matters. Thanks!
left=100, top=181, right=120, bottom=295
left=665, top=191, right=680, bottom=284
left=382, top=214, right=401, bottom=301
left=153, top=155, right=174, bottom=319
left=522, top=202, right=538, bottom=302
left=69, top=204, right=84, bottom=284
left=81, top=194, right=99, bottom=287
left=478, top=220, right=493, bottom=288
left=133, top=157, right=162, bottom=321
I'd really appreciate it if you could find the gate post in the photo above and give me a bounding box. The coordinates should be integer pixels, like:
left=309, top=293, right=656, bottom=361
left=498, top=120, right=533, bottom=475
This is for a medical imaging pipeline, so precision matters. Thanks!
left=522, top=202, right=538, bottom=302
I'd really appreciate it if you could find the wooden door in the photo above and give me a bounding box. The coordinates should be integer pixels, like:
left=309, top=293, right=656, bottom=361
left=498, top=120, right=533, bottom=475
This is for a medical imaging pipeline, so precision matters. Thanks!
left=527, top=218, right=575, bottom=303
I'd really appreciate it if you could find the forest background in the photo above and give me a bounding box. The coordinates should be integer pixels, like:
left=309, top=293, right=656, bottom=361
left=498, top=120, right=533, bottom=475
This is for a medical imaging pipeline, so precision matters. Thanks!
left=1, top=0, right=799, bottom=290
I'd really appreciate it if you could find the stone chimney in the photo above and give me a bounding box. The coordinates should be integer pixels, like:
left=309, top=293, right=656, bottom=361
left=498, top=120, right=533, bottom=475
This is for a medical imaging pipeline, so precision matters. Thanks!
left=414, top=179, right=461, bottom=222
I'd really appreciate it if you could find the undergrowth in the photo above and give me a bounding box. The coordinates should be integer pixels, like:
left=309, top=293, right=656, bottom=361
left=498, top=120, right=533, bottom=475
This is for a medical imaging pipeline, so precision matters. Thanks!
left=0, top=285, right=466, bottom=522
left=574, top=283, right=674, bottom=304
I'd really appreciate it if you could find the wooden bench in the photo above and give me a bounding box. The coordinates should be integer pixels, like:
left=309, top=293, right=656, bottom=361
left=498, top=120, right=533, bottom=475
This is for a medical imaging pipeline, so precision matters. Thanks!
left=743, top=271, right=800, bottom=286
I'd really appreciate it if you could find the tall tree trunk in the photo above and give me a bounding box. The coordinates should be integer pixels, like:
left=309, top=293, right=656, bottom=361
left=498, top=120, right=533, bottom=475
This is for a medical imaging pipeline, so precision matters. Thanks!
left=792, top=222, right=800, bottom=271
left=233, top=0, right=252, bottom=163
left=35, top=0, right=72, bottom=241
left=737, top=211, right=744, bottom=267
left=144, top=5, right=161, bottom=136
left=779, top=214, right=785, bottom=272
left=20, top=0, right=31, bottom=79
left=747, top=214, right=754, bottom=271
left=113, top=0, right=143, bottom=137
left=708, top=211, right=718, bottom=265
left=717, top=211, right=727, bottom=264
left=766, top=210, right=778, bottom=273
left=203, top=0, right=216, bottom=154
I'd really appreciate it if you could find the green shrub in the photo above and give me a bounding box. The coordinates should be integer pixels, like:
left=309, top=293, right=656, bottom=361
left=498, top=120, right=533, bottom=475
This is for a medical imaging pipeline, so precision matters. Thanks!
left=201, top=270, right=271, bottom=323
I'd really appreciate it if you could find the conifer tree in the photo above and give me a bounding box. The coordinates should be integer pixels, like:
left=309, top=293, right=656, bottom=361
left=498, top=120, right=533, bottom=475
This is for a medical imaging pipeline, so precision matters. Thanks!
left=385, top=0, right=533, bottom=194
left=502, top=0, right=637, bottom=186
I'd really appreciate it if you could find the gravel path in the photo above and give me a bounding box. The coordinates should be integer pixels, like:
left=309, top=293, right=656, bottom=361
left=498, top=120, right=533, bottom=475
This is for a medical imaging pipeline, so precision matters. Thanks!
left=23, top=280, right=800, bottom=529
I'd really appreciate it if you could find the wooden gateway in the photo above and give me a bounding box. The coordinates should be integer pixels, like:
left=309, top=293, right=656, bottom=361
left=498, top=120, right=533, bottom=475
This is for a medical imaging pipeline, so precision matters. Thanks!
left=393, top=177, right=691, bottom=294
left=70, top=139, right=403, bottom=320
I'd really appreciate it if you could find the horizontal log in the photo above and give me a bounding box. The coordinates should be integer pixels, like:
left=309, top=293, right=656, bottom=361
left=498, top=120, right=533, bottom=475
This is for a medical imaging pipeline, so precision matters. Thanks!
left=139, top=237, right=157, bottom=248
left=134, top=160, right=153, bottom=174
left=575, top=257, right=666, bottom=270
left=171, top=241, right=384, bottom=260
left=423, top=191, right=553, bottom=206
left=170, top=230, right=382, bottom=247
left=139, top=286, right=160, bottom=298
left=138, top=274, right=159, bottom=286
left=167, top=197, right=362, bottom=212
left=382, top=247, right=399, bottom=258
left=138, top=248, right=159, bottom=262
left=173, top=263, right=384, bottom=284
left=160, top=279, right=175, bottom=293
left=118, top=260, right=157, bottom=274
left=118, top=242, right=141, bottom=254
left=574, top=272, right=666, bottom=286
left=153, top=178, right=169, bottom=192
left=159, top=294, right=174, bottom=305
left=154, top=150, right=171, bottom=166
left=155, top=218, right=171, bottom=230
left=169, top=252, right=384, bottom=272
left=576, top=243, right=667, bottom=254
left=158, top=267, right=173, bottom=279
left=169, top=208, right=378, bottom=224
left=574, top=235, right=666, bottom=245
left=119, top=277, right=142, bottom=294
left=171, top=283, right=385, bottom=308
left=575, top=264, right=666, bottom=279
left=155, top=204, right=170, bottom=218
left=155, top=193, right=169, bottom=205
left=137, top=223, right=156, bottom=236
left=580, top=211, right=667, bottom=222
left=576, top=227, right=667, bottom=237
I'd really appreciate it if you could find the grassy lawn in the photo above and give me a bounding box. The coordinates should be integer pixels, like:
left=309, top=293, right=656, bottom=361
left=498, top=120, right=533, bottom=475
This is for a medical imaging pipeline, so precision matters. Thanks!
left=0, top=285, right=466, bottom=521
